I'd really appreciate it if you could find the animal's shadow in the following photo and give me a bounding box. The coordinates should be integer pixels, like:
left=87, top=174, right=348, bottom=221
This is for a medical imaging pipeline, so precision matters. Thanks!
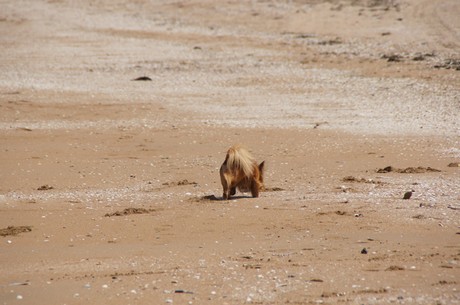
left=198, top=194, right=253, bottom=202
left=197, top=186, right=284, bottom=202
left=221, top=195, right=254, bottom=201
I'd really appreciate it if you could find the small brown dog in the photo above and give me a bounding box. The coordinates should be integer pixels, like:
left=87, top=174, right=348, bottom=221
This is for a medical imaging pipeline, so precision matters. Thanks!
left=220, top=145, right=265, bottom=199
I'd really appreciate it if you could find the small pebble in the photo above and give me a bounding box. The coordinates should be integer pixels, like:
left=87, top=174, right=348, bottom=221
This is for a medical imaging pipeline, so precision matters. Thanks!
left=403, top=191, right=413, bottom=200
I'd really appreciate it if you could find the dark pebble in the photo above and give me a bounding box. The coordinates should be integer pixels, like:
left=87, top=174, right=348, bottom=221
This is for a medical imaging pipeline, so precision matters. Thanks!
left=132, top=76, right=152, bottom=81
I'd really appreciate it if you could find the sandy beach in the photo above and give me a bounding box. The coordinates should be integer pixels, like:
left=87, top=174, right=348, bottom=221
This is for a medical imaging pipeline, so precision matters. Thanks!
left=1, top=0, right=459, bottom=304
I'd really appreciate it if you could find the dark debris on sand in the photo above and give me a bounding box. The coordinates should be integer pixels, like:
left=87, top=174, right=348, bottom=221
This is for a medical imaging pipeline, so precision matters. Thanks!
left=132, top=76, right=152, bottom=81
left=0, top=225, right=33, bottom=237
left=376, top=166, right=441, bottom=173
left=105, top=208, right=154, bottom=217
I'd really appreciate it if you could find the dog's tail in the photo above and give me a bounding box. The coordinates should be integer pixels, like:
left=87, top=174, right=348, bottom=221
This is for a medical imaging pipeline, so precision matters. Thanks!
left=225, top=145, right=255, bottom=177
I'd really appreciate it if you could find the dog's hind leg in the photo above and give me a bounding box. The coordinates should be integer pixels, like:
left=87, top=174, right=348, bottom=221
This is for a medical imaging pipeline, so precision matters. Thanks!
left=250, top=179, right=260, bottom=198
left=230, top=187, right=236, bottom=196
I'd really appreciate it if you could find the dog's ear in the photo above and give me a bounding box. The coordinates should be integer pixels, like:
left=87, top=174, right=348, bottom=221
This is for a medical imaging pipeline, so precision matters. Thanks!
left=259, top=161, right=265, bottom=174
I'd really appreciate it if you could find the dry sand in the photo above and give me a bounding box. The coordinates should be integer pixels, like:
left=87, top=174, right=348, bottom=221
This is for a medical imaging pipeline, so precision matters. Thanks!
left=1, top=0, right=459, bottom=304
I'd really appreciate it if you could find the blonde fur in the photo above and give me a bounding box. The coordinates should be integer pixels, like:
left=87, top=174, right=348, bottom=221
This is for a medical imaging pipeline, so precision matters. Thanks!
left=220, top=144, right=265, bottom=200
left=226, top=145, right=255, bottom=178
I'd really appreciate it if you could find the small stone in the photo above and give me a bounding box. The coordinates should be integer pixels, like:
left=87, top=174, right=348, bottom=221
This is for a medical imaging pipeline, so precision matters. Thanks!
left=132, top=76, right=152, bottom=81
left=361, top=248, right=368, bottom=254
left=403, top=191, right=413, bottom=200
